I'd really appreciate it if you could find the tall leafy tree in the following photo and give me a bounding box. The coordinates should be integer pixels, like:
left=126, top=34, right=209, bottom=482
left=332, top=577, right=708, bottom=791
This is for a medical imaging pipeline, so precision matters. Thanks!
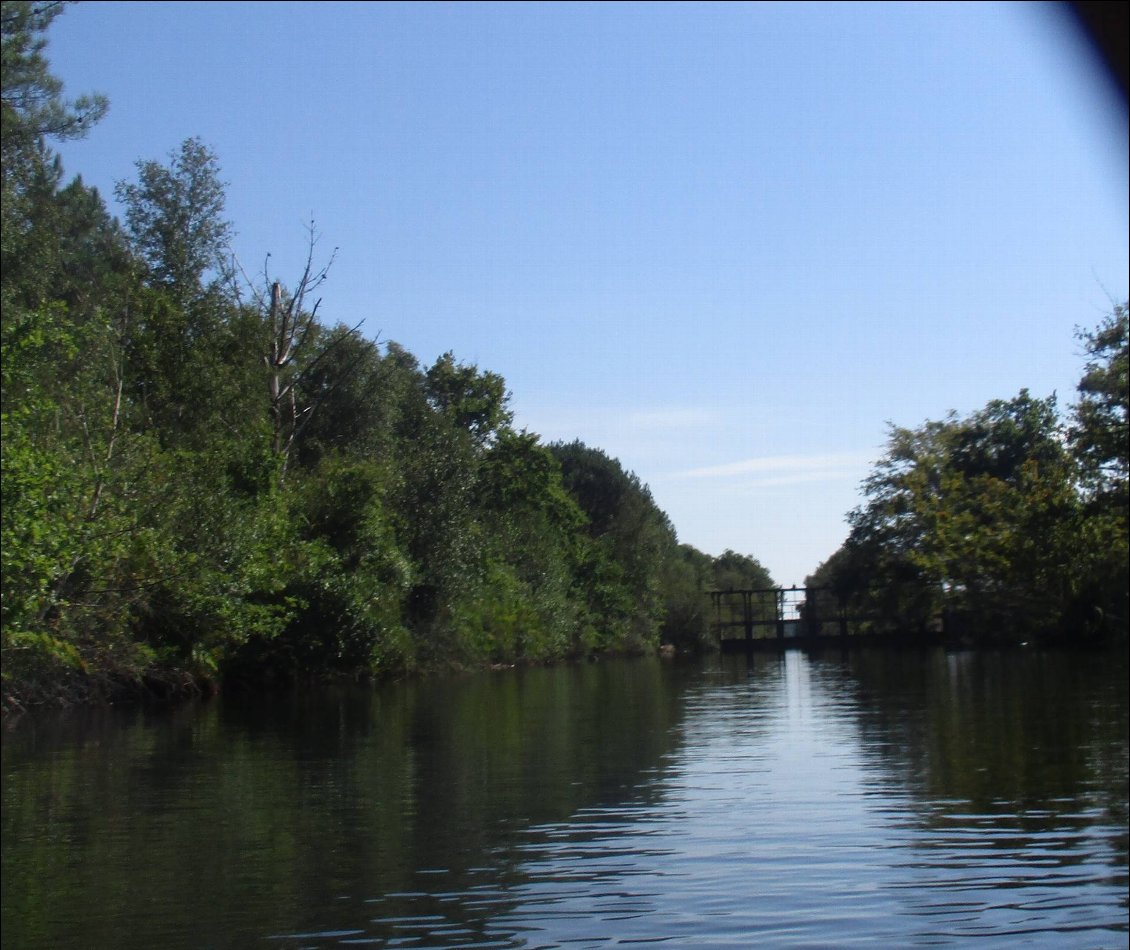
left=113, top=141, right=269, bottom=453
left=116, top=137, right=232, bottom=301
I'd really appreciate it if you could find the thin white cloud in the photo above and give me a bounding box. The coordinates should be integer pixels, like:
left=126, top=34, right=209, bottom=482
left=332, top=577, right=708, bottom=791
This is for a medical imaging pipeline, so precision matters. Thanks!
left=730, top=469, right=867, bottom=490
left=625, top=408, right=717, bottom=429
left=673, top=452, right=872, bottom=480
left=747, top=469, right=864, bottom=488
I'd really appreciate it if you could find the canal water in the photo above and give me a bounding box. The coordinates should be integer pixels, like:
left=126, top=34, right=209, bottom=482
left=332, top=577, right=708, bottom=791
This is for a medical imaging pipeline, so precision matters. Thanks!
left=2, top=648, right=1127, bottom=948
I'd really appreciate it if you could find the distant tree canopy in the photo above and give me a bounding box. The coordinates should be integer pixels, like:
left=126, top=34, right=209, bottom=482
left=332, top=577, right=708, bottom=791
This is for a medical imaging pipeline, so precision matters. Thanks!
left=808, top=325, right=1129, bottom=642
left=710, top=550, right=774, bottom=592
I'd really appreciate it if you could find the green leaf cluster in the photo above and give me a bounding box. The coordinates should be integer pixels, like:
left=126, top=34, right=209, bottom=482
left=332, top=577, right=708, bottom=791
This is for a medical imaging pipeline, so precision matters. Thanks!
left=812, top=339, right=1129, bottom=643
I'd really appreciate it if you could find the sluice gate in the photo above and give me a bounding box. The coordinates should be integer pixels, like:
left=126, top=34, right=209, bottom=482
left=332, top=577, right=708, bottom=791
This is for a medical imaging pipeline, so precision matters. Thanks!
left=710, top=586, right=858, bottom=650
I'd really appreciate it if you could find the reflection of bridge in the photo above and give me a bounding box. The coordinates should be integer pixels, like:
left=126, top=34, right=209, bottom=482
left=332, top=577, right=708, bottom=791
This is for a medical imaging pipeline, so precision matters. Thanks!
left=710, top=587, right=859, bottom=650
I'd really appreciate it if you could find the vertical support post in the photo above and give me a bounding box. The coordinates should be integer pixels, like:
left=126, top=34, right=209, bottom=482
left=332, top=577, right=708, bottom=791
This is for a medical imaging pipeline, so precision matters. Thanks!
left=711, top=590, right=722, bottom=646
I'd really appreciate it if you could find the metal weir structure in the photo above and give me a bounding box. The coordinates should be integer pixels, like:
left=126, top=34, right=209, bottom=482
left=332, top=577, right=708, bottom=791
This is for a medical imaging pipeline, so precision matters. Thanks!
left=710, top=586, right=860, bottom=650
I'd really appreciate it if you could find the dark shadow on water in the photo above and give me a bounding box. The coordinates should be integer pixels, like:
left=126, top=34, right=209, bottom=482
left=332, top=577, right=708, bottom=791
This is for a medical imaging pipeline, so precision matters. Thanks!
left=1, top=658, right=693, bottom=950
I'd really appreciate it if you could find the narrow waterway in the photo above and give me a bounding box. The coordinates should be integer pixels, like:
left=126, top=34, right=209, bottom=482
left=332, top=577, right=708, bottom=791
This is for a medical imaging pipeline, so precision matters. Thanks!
left=2, top=648, right=1127, bottom=948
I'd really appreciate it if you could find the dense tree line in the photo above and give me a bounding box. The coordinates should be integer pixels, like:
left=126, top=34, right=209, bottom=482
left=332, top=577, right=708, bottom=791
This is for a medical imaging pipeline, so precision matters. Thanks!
left=3, top=6, right=1122, bottom=706
left=807, top=308, right=1128, bottom=643
left=2, top=3, right=772, bottom=707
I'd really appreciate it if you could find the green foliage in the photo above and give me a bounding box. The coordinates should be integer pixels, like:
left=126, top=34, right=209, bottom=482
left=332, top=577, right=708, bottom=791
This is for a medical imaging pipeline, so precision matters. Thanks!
left=1, top=1, right=106, bottom=171
left=710, top=549, right=774, bottom=592
left=388, top=385, right=482, bottom=646
left=247, top=456, right=414, bottom=677
left=827, top=388, right=1114, bottom=641
left=550, top=441, right=680, bottom=652
left=1, top=304, right=117, bottom=639
left=0, top=9, right=760, bottom=705
left=1072, top=304, right=1128, bottom=506
left=2, top=162, right=130, bottom=314
left=1068, top=304, right=1129, bottom=634
left=452, top=558, right=553, bottom=663
left=455, top=431, right=587, bottom=661
left=115, top=137, right=232, bottom=300
left=291, top=329, right=389, bottom=467
left=424, top=351, right=512, bottom=448
left=658, top=544, right=714, bottom=650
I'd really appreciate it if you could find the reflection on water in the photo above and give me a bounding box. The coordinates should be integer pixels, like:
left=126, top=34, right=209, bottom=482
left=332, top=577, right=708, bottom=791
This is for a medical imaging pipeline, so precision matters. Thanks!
left=2, top=648, right=1127, bottom=948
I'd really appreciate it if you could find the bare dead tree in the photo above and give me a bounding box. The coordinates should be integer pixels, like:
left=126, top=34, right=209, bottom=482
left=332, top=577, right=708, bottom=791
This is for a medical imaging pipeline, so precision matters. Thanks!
left=235, top=222, right=363, bottom=485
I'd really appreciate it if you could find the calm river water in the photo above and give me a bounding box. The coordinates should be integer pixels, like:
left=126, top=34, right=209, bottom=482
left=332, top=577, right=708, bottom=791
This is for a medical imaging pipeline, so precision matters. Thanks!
left=2, top=648, right=1127, bottom=948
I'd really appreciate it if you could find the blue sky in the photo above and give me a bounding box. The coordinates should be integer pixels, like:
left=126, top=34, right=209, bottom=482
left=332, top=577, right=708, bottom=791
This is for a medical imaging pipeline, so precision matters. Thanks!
left=47, top=1, right=1127, bottom=585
